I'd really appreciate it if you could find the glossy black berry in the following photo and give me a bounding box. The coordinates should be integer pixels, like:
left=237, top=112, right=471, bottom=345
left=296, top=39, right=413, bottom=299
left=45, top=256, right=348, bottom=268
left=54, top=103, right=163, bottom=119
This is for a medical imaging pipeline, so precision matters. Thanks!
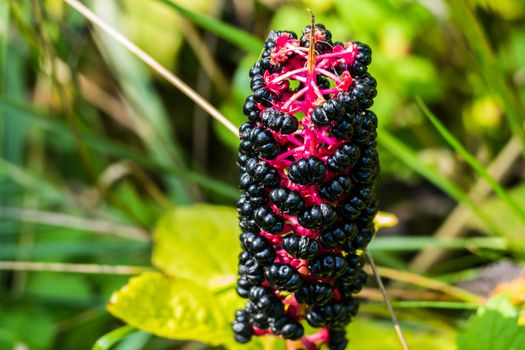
left=349, top=74, right=376, bottom=109
left=265, top=263, right=303, bottom=292
left=300, top=24, right=333, bottom=53
left=271, top=316, right=304, bottom=340
left=297, top=203, right=337, bottom=229
left=239, top=122, right=280, bottom=160
left=245, top=158, right=280, bottom=188
left=237, top=194, right=254, bottom=215
left=308, top=255, right=348, bottom=278
left=311, top=98, right=345, bottom=127
left=241, top=232, right=276, bottom=264
left=295, top=282, right=333, bottom=306
left=349, top=42, right=372, bottom=77
left=232, top=310, right=253, bottom=343
left=318, top=222, right=357, bottom=249
left=306, top=302, right=353, bottom=330
left=347, top=254, right=365, bottom=270
left=238, top=254, right=265, bottom=284
left=260, top=107, right=299, bottom=134
left=319, top=175, right=352, bottom=202
left=249, top=65, right=263, bottom=78
left=348, top=221, right=375, bottom=250
left=236, top=277, right=253, bottom=298
left=326, top=143, right=360, bottom=172
left=249, top=286, right=284, bottom=318
left=350, top=163, right=379, bottom=185
left=254, top=206, right=283, bottom=234
left=239, top=217, right=258, bottom=233
left=338, top=193, right=366, bottom=220
left=338, top=271, right=368, bottom=297
left=282, top=235, right=318, bottom=259
left=288, top=156, right=326, bottom=185
left=328, top=329, right=349, bottom=350
left=269, top=187, right=305, bottom=214
left=251, top=311, right=270, bottom=329
left=331, top=112, right=356, bottom=139
left=243, top=95, right=260, bottom=121
left=253, top=85, right=276, bottom=106
left=250, top=74, right=264, bottom=91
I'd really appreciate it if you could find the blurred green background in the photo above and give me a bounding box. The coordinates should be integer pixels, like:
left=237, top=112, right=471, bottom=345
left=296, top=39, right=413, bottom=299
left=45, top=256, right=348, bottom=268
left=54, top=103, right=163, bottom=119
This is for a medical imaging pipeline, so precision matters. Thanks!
left=1, top=0, right=525, bottom=349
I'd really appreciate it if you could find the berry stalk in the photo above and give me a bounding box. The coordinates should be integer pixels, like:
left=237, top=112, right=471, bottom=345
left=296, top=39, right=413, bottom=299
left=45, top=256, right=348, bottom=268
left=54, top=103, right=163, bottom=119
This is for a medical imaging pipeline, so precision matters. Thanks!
left=234, top=22, right=379, bottom=350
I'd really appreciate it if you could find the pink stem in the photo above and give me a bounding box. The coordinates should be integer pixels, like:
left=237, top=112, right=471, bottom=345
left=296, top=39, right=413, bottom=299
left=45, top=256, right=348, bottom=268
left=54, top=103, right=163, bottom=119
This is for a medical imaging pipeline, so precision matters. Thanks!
left=316, top=50, right=355, bottom=61
left=317, top=134, right=341, bottom=146
left=315, top=67, right=341, bottom=83
left=310, top=80, right=326, bottom=102
left=283, top=86, right=309, bottom=109
left=271, top=67, right=309, bottom=84
left=319, top=88, right=341, bottom=95
left=274, top=146, right=304, bottom=161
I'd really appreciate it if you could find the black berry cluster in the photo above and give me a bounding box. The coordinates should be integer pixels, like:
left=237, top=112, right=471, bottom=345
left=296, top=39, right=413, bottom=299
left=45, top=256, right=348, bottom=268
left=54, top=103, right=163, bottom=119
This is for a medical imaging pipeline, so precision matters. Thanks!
left=233, top=23, right=379, bottom=349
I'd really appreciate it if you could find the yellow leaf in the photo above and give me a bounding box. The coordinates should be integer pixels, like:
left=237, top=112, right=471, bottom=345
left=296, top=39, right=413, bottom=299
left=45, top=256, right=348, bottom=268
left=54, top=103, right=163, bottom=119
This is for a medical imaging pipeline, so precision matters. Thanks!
left=107, top=272, right=246, bottom=347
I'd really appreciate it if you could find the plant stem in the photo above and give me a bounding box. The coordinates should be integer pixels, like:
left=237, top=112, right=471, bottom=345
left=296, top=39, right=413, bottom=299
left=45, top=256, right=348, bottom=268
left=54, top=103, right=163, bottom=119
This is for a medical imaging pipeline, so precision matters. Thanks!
left=63, top=0, right=239, bottom=137
left=365, top=250, right=410, bottom=350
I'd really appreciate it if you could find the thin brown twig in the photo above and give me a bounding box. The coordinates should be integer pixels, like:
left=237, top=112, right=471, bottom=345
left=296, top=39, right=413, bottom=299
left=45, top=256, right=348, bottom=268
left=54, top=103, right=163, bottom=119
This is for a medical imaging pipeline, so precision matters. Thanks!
left=0, top=261, right=151, bottom=275
left=306, top=9, right=316, bottom=75
left=365, top=250, right=410, bottom=350
left=63, top=0, right=239, bottom=137
left=0, top=206, right=149, bottom=241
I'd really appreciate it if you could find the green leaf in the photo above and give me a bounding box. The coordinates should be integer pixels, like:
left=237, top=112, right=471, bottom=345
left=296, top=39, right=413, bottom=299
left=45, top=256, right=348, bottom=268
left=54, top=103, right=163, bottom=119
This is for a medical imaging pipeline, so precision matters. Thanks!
left=417, top=96, right=525, bottom=226
left=92, top=325, right=136, bottom=350
left=107, top=272, right=248, bottom=348
left=152, top=204, right=240, bottom=288
left=157, top=0, right=262, bottom=55
left=457, top=295, right=525, bottom=350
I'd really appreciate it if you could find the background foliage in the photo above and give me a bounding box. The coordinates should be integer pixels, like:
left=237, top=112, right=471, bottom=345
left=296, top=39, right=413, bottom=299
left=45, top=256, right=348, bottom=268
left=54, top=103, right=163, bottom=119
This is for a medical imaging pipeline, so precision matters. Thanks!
left=1, top=0, right=525, bottom=349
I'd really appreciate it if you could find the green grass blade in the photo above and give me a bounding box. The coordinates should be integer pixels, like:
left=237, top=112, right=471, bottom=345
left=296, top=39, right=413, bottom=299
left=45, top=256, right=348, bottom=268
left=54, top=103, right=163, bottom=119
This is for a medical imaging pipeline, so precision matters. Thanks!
left=92, top=0, right=193, bottom=204
left=0, top=157, right=71, bottom=206
left=447, top=0, right=525, bottom=151
left=378, top=130, right=504, bottom=236
left=370, top=236, right=507, bottom=251
left=417, top=96, right=525, bottom=225
left=157, top=0, right=263, bottom=55
left=0, top=97, right=238, bottom=199
left=0, top=241, right=148, bottom=260
left=92, top=325, right=136, bottom=350
left=392, top=301, right=479, bottom=310
left=114, top=331, right=150, bottom=350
